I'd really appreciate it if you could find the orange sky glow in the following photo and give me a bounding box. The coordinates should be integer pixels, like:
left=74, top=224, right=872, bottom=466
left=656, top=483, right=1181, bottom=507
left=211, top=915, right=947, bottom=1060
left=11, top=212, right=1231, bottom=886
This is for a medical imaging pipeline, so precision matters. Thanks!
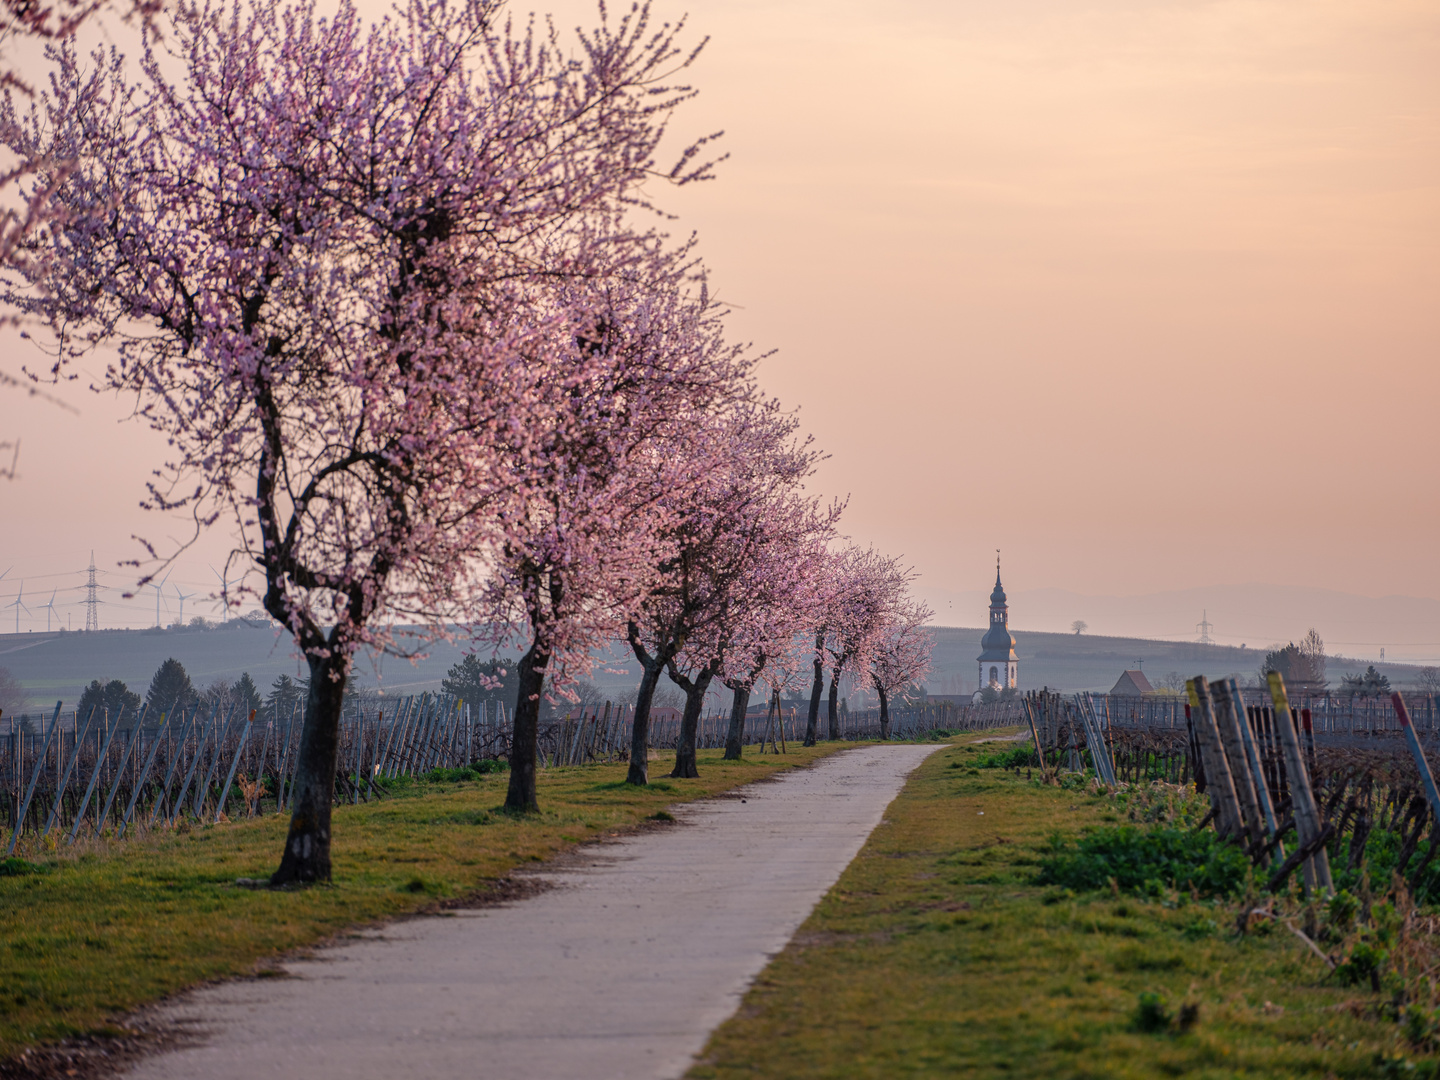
left=2, top=0, right=1437, bottom=648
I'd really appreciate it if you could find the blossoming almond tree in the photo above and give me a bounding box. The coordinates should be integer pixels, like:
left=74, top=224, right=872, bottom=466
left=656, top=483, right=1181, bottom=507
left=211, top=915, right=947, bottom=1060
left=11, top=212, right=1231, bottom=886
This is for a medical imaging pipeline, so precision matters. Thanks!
left=664, top=485, right=837, bottom=774
left=809, top=546, right=918, bottom=742
left=473, top=262, right=758, bottom=811
left=761, top=637, right=815, bottom=743
left=2, top=0, right=723, bottom=881
left=868, top=597, right=934, bottom=739
left=803, top=621, right=828, bottom=746
left=626, top=398, right=822, bottom=782
left=0, top=0, right=160, bottom=276
left=715, top=490, right=838, bottom=760
left=0, top=0, right=157, bottom=474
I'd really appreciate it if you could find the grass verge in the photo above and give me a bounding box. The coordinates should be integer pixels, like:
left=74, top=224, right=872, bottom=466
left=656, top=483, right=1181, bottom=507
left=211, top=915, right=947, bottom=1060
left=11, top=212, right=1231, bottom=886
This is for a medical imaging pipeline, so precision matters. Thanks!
left=689, top=738, right=1426, bottom=1079
left=1, top=745, right=842, bottom=1058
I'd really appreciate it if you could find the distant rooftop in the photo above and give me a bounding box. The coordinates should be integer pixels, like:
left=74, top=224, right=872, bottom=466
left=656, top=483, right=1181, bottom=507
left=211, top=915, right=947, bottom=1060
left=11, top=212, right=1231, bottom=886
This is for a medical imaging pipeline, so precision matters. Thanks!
left=1109, top=670, right=1154, bottom=697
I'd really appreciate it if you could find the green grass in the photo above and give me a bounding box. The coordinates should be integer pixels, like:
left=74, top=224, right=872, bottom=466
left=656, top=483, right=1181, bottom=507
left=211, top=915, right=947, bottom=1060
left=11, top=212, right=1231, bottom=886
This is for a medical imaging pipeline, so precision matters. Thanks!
left=1037, top=824, right=1253, bottom=900
left=689, top=739, right=1428, bottom=1079
left=0, top=745, right=841, bottom=1057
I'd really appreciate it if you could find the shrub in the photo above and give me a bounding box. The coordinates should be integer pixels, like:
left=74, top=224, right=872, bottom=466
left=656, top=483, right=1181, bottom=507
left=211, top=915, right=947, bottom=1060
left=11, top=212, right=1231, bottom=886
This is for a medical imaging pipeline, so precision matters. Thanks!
left=422, top=760, right=509, bottom=784
left=1180, top=917, right=1218, bottom=940
left=1335, top=941, right=1389, bottom=989
left=1036, top=825, right=1250, bottom=898
left=1404, top=1005, right=1440, bottom=1051
left=973, top=746, right=1035, bottom=770
left=1176, top=1002, right=1200, bottom=1034
left=1326, top=889, right=1359, bottom=938
left=1134, top=991, right=1171, bottom=1033
left=1375, top=1051, right=1438, bottom=1079
left=1332, top=898, right=1403, bottom=992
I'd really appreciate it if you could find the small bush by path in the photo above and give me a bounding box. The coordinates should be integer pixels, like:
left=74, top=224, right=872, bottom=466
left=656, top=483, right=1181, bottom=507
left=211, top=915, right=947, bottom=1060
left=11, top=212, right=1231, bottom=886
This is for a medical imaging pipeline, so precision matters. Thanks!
left=1037, top=824, right=1253, bottom=899
left=970, top=744, right=1035, bottom=770
left=690, top=738, right=1432, bottom=1079
left=0, top=746, right=843, bottom=1059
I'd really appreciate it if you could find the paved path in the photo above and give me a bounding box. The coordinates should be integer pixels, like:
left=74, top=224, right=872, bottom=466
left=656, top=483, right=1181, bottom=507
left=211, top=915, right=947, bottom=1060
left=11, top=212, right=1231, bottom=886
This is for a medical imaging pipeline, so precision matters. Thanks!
left=123, top=744, right=940, bottom=1080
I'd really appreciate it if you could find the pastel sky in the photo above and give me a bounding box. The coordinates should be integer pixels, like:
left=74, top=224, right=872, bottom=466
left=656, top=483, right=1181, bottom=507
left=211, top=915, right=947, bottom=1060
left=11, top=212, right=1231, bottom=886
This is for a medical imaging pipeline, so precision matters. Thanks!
left=2, top=0, right=1437, bottom=638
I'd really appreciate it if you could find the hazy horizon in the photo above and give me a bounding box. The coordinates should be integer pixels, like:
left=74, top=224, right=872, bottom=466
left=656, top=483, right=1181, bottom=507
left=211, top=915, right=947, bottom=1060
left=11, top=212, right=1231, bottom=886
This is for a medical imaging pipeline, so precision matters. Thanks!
left=1, top=573, right=1434, bottom=670
left=2, top=0, right=1436, bottom=651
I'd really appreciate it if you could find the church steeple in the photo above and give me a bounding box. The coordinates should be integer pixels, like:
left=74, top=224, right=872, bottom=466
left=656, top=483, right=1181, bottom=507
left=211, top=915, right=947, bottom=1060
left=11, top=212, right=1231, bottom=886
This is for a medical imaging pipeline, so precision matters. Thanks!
left=977, top=551, right=1017, bottom=691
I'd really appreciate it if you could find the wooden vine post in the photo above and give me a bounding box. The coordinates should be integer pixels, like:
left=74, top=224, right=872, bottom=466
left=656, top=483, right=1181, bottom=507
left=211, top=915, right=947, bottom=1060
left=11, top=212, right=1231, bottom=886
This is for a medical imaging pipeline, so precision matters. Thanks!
left=1022, top=695, right=1047, bottom=778
left=1267, top=673, right=1333, bottom=894
left=1391, top=692, right=1440, bottom=824
left=1188, top=678, right=1244, bottom=839
left=1225, top=679, right=1284, bottom=863
left=5, top=701, right=62, bottom=857
left=1211, top=678, right=1266, bottom=848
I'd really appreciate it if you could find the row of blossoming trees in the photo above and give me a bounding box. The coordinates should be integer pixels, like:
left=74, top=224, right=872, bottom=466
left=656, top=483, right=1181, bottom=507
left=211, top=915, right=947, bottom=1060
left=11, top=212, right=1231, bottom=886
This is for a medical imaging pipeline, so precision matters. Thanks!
left=0, top=0, right=932, bottom=884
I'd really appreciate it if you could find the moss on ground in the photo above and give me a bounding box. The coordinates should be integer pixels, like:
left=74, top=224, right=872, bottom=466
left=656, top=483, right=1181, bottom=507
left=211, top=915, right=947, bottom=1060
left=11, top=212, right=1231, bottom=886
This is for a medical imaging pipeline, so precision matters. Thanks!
left=690, top=739, right=1425, bottom=1079
left=0, top=746, right=841, bottom=1057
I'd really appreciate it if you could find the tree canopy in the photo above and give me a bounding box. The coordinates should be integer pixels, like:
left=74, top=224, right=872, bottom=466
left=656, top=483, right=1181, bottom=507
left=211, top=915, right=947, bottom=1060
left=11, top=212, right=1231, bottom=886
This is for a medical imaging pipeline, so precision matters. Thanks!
left=0, top=665, right=25, bottom=718
left=77, top=678, right=141, bottom=722
left=1262, top=629, right=1327, bottom=694
left=265, top=674, right=306, bottom=717
left=144, top=659, right=196, bottom=718
left=442, top=656, right=520, bottom=711
left=233, top=673, right=262, bottom=716
left=0, top=0, right=936, bottom=873
left=1342, top=665, right=1391, bottom=699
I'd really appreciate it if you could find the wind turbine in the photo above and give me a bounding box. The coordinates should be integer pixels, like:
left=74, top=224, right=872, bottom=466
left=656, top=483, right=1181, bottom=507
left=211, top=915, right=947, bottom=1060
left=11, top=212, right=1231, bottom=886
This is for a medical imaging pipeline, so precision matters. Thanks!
left=41, top=588, right=58, bottom=632
left=211, top=564, right=231, bottom=623
left=174, top=582, right=196, bottom=627
left=150, top=570, right=171, bottom=628
left=6, top=581, right=31, bottom=634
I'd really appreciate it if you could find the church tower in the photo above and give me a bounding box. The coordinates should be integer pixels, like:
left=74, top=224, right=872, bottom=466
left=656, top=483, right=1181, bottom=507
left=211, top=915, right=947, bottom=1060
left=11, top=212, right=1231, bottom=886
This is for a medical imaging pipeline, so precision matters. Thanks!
left=977, top=555, right=1018, bottom=690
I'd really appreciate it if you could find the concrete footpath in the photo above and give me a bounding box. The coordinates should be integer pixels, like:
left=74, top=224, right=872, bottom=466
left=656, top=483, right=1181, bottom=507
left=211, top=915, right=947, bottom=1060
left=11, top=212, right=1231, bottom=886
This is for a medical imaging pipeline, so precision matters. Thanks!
left=122, top=744, right=940, bottom=1080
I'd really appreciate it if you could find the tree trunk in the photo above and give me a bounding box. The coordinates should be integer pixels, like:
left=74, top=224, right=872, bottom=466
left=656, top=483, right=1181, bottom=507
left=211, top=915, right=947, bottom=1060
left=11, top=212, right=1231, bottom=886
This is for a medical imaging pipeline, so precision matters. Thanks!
left=804, top=631, right=824, bottom=746
left=269, top=653, right=347, bottom=886
left=671, top=669, right=713, bottom=779
left=626, top=660, right=663, bottom=786
left=723, top=683, right=750, bottom=760
left=877, top=679, right=891, bottom=740
left=828, top=671, right=841, bottom=741
left=504, top=639, right=548, bottom=812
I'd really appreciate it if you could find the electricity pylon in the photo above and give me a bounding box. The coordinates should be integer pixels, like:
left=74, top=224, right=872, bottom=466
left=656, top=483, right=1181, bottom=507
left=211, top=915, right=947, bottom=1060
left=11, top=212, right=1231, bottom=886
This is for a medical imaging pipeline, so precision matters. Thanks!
left=82, top=551, right=105, bottom=632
